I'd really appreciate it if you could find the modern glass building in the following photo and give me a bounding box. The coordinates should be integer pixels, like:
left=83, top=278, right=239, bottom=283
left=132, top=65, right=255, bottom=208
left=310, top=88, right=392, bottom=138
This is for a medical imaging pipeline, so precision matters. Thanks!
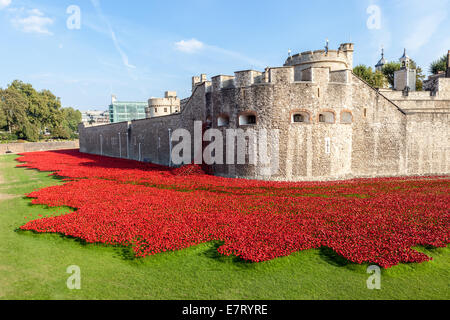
left=109, top=95, right=148, bottom=123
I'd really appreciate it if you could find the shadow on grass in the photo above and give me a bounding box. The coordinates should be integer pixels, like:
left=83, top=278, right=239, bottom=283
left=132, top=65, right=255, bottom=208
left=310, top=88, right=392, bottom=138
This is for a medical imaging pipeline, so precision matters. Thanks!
left=113, top=246, right=141, bottom=262
left=318, top=247, right=354, bottom=267
left=15, top=228, right=91, bottom=247
left=201, top=241, right=257, bottom=269
left=20, top=167, right=68, bottom=182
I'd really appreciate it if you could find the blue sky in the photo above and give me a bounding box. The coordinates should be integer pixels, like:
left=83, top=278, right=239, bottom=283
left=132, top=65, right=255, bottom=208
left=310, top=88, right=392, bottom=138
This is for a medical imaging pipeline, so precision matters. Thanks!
left=1, top=0, right=449, bottom=111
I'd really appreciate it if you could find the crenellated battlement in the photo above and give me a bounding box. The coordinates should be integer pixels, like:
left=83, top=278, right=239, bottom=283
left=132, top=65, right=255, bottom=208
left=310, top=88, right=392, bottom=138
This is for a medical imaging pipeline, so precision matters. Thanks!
left=190, top=43, right=354, bottom=94
left=211, top=75, right=235, bottom=91
left=234, top=70, right=263, bottom=87
left=204, top=65, right=350, bottom=92
left=285, top=43, right=354, bottom=72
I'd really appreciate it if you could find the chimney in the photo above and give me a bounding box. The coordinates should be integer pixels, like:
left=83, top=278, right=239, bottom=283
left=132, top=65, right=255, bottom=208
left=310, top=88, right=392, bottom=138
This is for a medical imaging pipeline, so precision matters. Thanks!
left=446, top=50, right=450, bottom=78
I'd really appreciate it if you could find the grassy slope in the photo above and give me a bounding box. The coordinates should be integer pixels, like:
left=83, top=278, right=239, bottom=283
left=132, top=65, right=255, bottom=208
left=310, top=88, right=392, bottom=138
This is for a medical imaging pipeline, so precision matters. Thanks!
left=0, top=154, right=448, bottom=300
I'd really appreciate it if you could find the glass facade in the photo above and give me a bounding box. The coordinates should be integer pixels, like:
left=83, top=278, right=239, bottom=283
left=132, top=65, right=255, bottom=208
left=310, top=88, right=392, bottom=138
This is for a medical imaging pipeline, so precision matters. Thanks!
left=109, top=101, right=148, bottom=123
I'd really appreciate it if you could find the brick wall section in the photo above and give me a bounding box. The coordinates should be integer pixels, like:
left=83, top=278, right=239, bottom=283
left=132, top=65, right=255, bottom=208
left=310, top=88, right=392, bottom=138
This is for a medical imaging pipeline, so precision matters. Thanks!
left=0, top=141, right=79, bottom=154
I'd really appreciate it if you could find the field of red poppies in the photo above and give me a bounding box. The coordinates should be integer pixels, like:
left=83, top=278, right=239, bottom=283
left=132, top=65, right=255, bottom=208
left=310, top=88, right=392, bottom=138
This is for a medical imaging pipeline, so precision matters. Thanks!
left=16, top=150, right=449, bottom=268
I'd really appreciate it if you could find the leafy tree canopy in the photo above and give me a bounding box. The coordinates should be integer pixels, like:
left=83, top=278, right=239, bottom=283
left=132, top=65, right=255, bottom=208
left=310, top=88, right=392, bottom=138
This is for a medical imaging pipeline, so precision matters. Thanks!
left=0, top=80, right=81, bottom=141
left=380, top=61, right=425, bottom=91
left=381, top=62, right=401, bottom=87
left=353, top=65, right=388, bottom=88
left=429, top=55, right=447, bottom=75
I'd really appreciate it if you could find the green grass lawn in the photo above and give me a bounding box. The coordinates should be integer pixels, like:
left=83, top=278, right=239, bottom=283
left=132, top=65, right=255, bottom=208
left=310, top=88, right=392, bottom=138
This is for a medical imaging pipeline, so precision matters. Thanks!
left=0, top=154, right=448, bottom=300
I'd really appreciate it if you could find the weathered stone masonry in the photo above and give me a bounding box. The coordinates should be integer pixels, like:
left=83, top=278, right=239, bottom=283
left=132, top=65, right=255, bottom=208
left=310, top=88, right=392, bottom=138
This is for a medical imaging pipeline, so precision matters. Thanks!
left=79, top=43, right=450, bottom=181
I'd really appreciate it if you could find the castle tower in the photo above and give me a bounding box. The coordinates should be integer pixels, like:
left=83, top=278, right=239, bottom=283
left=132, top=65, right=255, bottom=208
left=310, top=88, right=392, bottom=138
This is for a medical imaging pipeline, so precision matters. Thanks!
left=399, top=48, right=411, bottom=69
left=192, top=74, right=207, bottom=92
left=284, top=42, right=354, bottom=73
left=375, top=47, right=387, bottom=71
left=338, top=43, right=354, bottom=69
left=394, top=49, right=416, bottom=92
left=146, top=91, right=180, bottom=118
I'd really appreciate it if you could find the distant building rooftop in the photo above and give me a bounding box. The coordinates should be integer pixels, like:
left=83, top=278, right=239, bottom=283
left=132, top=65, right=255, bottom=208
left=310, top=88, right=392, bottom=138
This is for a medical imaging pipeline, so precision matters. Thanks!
left=109, top=95, right=147, bottom=123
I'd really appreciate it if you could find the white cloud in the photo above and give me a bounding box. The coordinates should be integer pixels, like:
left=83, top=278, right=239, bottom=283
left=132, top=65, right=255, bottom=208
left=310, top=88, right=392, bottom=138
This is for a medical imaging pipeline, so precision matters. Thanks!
left=28, top=8, right=43, bottom=16
left=11, top=8, right=54, bottom=35
left=175, top=39, right=205, bottom=53
left=174, top=38, right=266, bottom=69
left=0, top=0, right=11, bottom=10
left=90, top=0, right=136, bottom=69
left=403, top=11, right=447, bottom=53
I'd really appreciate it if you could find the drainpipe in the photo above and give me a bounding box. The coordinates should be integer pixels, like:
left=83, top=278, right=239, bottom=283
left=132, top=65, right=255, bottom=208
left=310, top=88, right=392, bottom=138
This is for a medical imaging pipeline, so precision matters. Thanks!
left=100, top=134, right=103, bottom=156
left=126, top=132, right=129, bottom=159
left=118, top=132, right=122, bottom=158
left=138, top=143, right=141, bottom=161
left=168, top=128, right=172, bottom=167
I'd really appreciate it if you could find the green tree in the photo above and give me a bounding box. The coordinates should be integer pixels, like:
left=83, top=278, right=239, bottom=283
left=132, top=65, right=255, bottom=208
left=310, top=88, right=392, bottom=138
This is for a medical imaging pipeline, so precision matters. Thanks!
left=429, top=55, right=447, bottom=75
left=9, top=80, right=63, bottom=133
left=0, top=87, right=27, bottom=133
left=409, top=60, right=425, bottom=91
left=416, top=66, right=425, bottom=91
left=353, top=65, right=387, bottom=88
left=59, top=107, right=82, bottom=139
left=353, top=65, right=373, bottom=83
left=381, top=62, right=401, bottom=87
left=381, top=61, right=424, bottom=91
left=0, top=87, right=40, bottom=141
left=1, top=80, right=82, bottom=141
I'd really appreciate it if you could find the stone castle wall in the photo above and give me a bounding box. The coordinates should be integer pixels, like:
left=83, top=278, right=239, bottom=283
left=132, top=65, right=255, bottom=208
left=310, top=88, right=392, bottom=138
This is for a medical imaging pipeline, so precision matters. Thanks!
left=1, top=140, right=79, bottom=155
left=381, top=78, right=450, bottom=113
left=79, top=66, right=449, bottom=181
left=78, top=43, right=449, bottom=181
left=79, top=85, right=207, bottom=166
left=405, top=112, right=449, bottom=175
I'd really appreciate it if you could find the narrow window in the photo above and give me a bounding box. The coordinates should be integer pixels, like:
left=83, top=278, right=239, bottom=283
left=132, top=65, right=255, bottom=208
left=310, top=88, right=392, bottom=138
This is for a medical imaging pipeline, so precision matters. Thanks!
left=247, top=115, right=256, bottom=124
left=164, top=108, right=167, bottom=113
left=292, top=112, right=310, bottom=123
left=325, top=137, right=331, bottom=154
left=293, top=114, right=304, bottom=123
left=364, top=108, right=367, bottom=117
left=239, top=114, right=257, bottom=126
left=155, top=108, right=158, bottom=113
left=318, top=112, right=335, bottom=124
left=206, top=116, right=212, bottom=128
left=341, top=111, right=352, bottom=124
left=218, top=115, right=230, bottom=127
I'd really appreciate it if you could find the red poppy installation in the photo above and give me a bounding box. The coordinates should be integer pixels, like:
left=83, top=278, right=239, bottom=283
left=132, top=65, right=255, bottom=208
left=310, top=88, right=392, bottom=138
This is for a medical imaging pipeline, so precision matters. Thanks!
left=17, top=150, right=449, bottom=268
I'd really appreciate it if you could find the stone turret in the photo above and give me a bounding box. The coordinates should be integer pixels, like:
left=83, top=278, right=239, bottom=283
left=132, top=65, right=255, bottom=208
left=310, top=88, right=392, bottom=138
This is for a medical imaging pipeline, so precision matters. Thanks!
left=394, top=49, right=416, bottom=92
left=192, top=74, right=207, bottom=92
left=284, top=42, right=354, bottom=81
left=375, top=48, right=387, bottom=71
left=146, top=91, right=180, bottom=118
